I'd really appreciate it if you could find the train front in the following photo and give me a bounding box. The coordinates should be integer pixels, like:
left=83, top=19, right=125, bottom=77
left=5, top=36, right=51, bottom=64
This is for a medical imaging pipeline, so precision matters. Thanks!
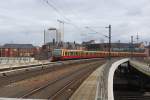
left=50, top=49, right=63, bottom=61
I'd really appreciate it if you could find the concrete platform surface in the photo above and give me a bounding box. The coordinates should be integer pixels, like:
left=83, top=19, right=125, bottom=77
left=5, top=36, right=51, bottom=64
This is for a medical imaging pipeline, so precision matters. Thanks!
left=0, top=60, right=50, bottom=70
left=69, top=63, right=106, bottom=100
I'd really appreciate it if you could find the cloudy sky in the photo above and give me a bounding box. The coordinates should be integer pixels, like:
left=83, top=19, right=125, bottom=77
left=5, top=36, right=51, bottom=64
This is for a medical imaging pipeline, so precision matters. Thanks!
left=0, top=0, right=150, bottom=46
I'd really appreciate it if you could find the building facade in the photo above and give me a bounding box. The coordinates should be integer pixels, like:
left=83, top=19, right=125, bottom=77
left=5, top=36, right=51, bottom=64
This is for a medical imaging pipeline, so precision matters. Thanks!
left=0, top=44, right=37, bottom=57
left=82, top=42, right=145, bottom=53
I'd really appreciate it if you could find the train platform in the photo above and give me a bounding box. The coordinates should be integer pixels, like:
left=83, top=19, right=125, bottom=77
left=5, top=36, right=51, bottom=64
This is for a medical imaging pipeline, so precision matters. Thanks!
left=69, top=63, right=106, bottom=100
left=130, top=60, right=150, bottom=76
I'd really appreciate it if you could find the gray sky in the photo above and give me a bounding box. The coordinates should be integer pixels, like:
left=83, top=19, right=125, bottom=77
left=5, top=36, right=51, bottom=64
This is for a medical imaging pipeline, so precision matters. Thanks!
left=0, top=0, right=150, bottom=46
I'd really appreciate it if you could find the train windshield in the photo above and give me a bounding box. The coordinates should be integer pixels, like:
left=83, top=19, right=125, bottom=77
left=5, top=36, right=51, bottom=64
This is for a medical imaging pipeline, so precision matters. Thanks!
left=53, top=49, right=62, bottom=56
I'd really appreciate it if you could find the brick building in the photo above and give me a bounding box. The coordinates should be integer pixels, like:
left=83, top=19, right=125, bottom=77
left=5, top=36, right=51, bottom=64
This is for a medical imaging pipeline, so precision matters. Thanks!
left=0, top=44, right=37, bottom=57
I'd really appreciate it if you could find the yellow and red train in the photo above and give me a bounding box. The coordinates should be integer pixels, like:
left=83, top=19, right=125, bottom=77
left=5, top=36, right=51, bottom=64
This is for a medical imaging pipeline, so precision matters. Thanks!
left=51, top=49, right=147, bottom=61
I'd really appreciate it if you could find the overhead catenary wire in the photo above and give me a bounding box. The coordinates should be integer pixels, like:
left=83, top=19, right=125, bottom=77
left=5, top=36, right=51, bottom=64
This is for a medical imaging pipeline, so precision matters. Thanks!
left=85, top=26, right=109, bottom=38
left=43, top=0, right=71, bottom=22
left=42, top=0, right=86, bottom=34
left=43, top=0, right=106, bottom=42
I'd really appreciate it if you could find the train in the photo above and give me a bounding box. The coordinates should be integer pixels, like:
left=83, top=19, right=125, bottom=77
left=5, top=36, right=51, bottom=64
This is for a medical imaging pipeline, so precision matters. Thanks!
left=50, top=49, right=147, bottom=61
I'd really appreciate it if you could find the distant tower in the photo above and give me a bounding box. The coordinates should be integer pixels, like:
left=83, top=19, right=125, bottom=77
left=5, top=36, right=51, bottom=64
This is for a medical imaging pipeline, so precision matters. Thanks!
left=136, top=33, right=139, bottom=44
left=47, top=27, right=59, bottom=43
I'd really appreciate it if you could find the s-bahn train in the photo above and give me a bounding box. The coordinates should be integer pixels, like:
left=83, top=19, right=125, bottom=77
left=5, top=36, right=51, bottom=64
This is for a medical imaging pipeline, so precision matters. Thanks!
left=50, top=49, right=147, bottom=61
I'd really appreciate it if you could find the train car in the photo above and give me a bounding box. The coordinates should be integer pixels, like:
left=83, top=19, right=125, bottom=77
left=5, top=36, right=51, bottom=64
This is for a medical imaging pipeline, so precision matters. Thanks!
left=51, top=49, right=147, bottom=61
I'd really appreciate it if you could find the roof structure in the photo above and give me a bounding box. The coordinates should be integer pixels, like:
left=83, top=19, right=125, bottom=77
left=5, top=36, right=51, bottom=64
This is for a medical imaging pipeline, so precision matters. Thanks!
left=2, top=44, right=35, bottom=49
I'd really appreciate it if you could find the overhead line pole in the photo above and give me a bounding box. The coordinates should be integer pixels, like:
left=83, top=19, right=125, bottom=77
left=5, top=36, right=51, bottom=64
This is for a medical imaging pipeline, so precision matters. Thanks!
left=106, top=25, right=111, bottom=60
left=136, top=33, right=139, bottom=44
left=131, top=36, right=133, bottom=59
left=86, top=25, right=112, bottom=60
left=44, top=29, right=46, bottom=45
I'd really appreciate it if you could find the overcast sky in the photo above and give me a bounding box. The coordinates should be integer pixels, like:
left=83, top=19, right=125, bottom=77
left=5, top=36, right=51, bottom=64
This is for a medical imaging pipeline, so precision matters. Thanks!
left=0, top=0, right=150, bottom=46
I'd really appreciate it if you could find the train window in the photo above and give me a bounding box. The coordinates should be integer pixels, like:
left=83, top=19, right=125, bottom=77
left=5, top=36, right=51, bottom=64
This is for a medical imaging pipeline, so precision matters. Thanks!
left=76, top=52, right=78, bottom=56
left=78, top=52, right=80, bottom=56
left=88, top=52, right=89, bottom=56
left=67, top=52, right=69, bottom=56
left=72, top=52, right=74, bottom=56
left=69, top=52, right=71, bottom=56
left=70, top=52, right=72, bottom=56
left=74, top=52, right=76, bottom=56
left=65, top=52, right=67, bottom=56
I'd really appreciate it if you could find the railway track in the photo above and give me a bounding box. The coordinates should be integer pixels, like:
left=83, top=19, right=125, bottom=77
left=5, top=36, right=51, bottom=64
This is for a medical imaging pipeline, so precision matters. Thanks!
left=19, top=62, right=100, bottom=99
left=48, top=65, right=94, bottom=100
left=0, top=59, right=104, bottom=99
left=0, top=59, right=103, bottom=87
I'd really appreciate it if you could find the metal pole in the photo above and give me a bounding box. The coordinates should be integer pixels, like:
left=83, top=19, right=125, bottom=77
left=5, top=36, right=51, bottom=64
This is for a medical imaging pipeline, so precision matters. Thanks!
left=149, top=42, right=150, bottom=57
left=118, top=40, right=120, bottom=50
left=108, top=25, right=111, bottom=60
left=105, top=24, right=111, bottom=60
left=44, top=29, right=46, bottom=45
left=62, top=22, right=64, bottom=42
left=136, top=33, right=139, bottom=44
left=131, top=36, right=133, bottom=59
left=58, top=21, right=61, bottom=42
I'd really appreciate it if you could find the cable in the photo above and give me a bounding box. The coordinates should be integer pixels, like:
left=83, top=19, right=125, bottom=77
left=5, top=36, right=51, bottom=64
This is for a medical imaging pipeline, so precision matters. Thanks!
left=42, top=0, right=101, bottom=42
left=85, top=27, right=109, bottom=38
left=43, top=0, right=71, bottom=22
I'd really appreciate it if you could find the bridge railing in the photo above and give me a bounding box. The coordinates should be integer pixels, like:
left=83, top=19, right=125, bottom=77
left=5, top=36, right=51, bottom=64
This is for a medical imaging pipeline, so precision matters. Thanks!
left=95, top=60, right=112, bottom=100
left=95, top=58, right=129, bottom=100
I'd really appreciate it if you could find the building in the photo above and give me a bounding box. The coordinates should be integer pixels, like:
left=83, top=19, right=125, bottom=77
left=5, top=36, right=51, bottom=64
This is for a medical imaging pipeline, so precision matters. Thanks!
left=0, top=44, right=37, bottom=57
left=45, top=41, right=83, bottom=50
left=82, top=42, right=145, bottom=52
left=144, top=45, right=150, bottom=57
